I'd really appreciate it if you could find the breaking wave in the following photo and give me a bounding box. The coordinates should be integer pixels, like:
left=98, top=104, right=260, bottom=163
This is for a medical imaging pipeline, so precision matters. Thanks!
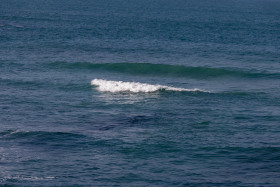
left=91, top=79, right=208, bottom=93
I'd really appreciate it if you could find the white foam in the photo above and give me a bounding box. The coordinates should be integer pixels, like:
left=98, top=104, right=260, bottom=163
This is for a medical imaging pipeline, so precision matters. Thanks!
left=91, top=79, right=207, bottom=93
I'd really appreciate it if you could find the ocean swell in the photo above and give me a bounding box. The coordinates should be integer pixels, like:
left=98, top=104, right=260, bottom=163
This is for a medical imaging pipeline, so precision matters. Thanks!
left=49, top=62, right=280, bottom=79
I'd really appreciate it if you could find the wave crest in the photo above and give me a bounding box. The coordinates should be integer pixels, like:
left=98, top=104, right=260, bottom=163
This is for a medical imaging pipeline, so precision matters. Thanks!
left=48, top=62, right=280, bottom=79
left=91, top=79, right=207, bottom=93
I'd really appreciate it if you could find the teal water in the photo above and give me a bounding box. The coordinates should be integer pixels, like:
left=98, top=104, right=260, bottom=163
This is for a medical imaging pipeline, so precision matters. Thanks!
left=1, top=0, right=280, bottom=186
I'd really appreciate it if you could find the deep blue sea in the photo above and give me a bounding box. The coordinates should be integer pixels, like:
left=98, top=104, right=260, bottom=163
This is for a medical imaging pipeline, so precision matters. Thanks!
left=1, top=0, right=280, bottom=186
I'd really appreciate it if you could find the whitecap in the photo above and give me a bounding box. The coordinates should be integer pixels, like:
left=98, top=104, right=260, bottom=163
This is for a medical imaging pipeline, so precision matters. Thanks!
left=91, top=79, right=208, bottom=93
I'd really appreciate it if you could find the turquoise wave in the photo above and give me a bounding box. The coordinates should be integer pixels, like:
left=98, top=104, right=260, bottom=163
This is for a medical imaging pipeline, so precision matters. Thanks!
left=48, top=62, right=280, bottom=79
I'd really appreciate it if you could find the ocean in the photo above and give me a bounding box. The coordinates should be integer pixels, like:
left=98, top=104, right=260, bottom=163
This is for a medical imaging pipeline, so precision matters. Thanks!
left=1, top=0, right=280, bottom=186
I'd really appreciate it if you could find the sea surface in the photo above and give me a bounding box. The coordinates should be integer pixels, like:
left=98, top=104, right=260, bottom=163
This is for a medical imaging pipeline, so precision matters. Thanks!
left=1, top=0, right=280, bottom=186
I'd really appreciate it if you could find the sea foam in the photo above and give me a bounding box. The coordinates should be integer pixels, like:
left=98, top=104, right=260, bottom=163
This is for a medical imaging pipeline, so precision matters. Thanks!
left=91, top=79, right=206, bottom=93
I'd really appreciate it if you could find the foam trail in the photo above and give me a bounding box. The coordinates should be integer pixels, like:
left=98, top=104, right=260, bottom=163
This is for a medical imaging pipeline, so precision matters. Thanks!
left=91, top=79, right=207, bottom=93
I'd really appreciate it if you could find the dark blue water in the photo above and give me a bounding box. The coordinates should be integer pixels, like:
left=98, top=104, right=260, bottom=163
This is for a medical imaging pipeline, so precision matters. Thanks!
left=1, top=0, right=280, bottom=186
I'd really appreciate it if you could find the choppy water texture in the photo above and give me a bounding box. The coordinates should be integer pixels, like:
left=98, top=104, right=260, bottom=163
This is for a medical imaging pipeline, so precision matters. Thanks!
left=1, top=0, right=280, bottom=186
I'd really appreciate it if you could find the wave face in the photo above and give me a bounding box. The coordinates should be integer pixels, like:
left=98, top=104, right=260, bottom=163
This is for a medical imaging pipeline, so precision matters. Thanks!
left=52, top=62, right=280, bottom=79
left=91, top=79, right=206, bottom=93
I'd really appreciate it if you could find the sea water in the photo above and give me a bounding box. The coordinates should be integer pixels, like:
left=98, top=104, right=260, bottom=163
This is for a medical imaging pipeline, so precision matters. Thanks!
left=1, top=0, right=280, bottom=186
